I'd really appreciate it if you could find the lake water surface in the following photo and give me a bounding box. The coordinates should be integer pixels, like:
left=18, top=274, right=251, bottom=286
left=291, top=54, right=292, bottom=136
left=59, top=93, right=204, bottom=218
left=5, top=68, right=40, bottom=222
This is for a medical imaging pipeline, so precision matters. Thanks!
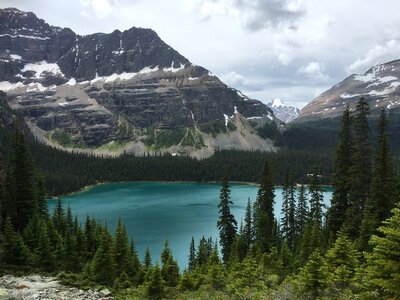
left=48, top=182, right=333, bottom=269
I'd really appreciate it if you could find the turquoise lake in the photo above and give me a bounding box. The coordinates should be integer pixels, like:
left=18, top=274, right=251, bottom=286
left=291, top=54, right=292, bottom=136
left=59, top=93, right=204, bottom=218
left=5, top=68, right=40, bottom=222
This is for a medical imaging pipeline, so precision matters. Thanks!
left=48, top=182, right=333, bottom=269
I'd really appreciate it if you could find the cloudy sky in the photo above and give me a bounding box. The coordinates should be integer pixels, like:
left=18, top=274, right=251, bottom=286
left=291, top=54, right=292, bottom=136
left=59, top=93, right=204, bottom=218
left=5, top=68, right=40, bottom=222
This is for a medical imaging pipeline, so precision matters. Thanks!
left=2, top=0, right=400, bottom=108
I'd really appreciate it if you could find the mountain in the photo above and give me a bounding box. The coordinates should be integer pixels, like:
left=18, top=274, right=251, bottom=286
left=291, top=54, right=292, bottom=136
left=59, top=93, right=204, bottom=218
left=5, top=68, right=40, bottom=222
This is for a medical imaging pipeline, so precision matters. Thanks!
left=0, top=8, right=277, bottom=158
left=297, top=59, right=400, bottom=122
left=267, top=98, right=300, bottom=123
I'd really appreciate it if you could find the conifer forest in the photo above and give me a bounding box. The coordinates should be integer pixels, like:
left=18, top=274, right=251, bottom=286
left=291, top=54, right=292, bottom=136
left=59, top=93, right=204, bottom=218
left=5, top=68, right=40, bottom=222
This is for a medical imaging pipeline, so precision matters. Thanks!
left=0, top=98, right=399, bottom=299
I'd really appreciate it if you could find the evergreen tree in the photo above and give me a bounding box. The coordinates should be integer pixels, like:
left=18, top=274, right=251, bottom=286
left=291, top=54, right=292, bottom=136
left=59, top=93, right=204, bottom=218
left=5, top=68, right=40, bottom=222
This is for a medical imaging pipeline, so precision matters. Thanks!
left=298, top=249, right=330, bottom=299
left=34, top=219, right=56, bottom=271
left=295, top=184, right=308, bottom=242
left=196, top=236, right=209, bottom=267
left=243, top=198, right=253, bottom=248
left=326, top=229, right=359, bottom=290
left=127, top=239, right=143, bottom=285
left=147, top=262, right=165, bottom=300
left=161, top=240, right=180, bottom=287
left=188, top=236, right=196, bottom=272
left=90, top=227, right=115, bottom=286
left=217, top=177, right=237, bottom=264
left=254, top=160, right=275, bottom=253
left=113, top=218, right=129, bottom=275
left=328, top=105, right=353, bottom=241
left=364, top=203, right=400, bottom=298
left=308, top=169, right=324, bottom=250
left=369, top=109, right=398, bottom=226
left=34, top=173, right=48, bottom=217
left=144, top=245, right=152, bottom=271
left=347, top=97, right=371, bottom=239
left=281, top=173, right=296, bottom=250
left=3, top=124, right=36, bottom=230
left=52, top=197, right=66, bottom=235
left=0, top=216, right=30, bottom=265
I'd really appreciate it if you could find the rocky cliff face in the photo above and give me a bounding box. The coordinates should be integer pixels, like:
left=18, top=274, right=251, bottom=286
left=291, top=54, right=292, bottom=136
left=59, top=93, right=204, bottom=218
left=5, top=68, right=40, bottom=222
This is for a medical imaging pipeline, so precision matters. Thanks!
left=0, top=8, right=276, bottom=157
left=297, top=60, right=400, bottom=122
left=267, top=98, right=300, bottom=123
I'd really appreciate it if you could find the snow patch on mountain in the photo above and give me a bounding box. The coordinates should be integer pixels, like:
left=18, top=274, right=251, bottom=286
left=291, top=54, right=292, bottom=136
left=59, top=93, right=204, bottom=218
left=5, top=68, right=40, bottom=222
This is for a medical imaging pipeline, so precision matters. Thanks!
left=267, top=98, right=300, bottom=123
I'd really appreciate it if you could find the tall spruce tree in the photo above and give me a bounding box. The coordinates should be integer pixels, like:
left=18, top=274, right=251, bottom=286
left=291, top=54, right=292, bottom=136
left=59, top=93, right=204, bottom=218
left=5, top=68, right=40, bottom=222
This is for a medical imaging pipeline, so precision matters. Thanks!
left=347, top=97, right=371, bottom=239
left=254, top=160, right=275, bottom=253
left=90, top=227, right=115, bottom=286
left=328, top=105, right=353, bottom=241
left=369, top=109, right=398, bottom=225
left=281, top=173, right=296, bottom=251
left=0, top=216, right=30, bottom=266
left=308, top=169, right=324, bottom=250
left=295, top=184, right=308, bottom=242
left=188, top=236, right=196, bottom=272
left=326, top=229, right=359, bottom=290
left=243, top=198, right=253, bottom=248
left=364, top=203, right=400, bottom=299
left=3, top=123, right=36, bottom=230
left=217, top=177, right=237, bottom=264
left=113, top=218, right=130, bottom=275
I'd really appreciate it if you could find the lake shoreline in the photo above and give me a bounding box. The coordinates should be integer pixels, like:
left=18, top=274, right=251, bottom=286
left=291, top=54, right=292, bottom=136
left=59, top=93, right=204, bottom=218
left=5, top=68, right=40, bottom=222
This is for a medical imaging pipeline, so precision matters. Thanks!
left=51, top=180, right=333, bottom=199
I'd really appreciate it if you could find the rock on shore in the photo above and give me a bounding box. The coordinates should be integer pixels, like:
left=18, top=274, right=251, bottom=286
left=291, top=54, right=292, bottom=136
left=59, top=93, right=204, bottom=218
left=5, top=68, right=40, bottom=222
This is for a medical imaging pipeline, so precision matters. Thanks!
left=0, top=275, right=113, bottom=300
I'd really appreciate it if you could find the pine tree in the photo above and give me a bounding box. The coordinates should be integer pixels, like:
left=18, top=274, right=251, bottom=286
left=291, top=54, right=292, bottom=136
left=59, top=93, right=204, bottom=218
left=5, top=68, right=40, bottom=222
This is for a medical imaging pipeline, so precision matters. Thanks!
left=34, top=219, right=56, bottom=271
left=281, top=173, right=296, bottom=251
left=328, top=105, right=353, bottom=241
left=188, top=236, right=196, bottom=272
left=308, top=169, right=324, bottom=250
left=127, top=239, right=143, bottom=285
left=369, top=109, right=398, bottom=226
left=217, top=177, right=237, bottom=264
left=0, top=216, right=30, bottom=266
left=254, top=160, right=275, bottom=253
left=196, top=236, right=209, bottom=267
left=90, top=227, right=115, bottom=286
left=52, top=197, right=66, bottom=235
left=298, top=249, right=330, bottom=299
left=144, top=245, right=152, bottom=271
left=326, top=229, right=359, bottom=290
left=147, top=262, right=165, bottom=300
left=3, top=124, right=36, bottom=230
left=113, top=218, right=129, bottom=275
left=243, top=198, right=253, bottom=248
left=295, top=184, right=308, bottom=242
left=364, top=203, right=400, bottom=298
left=34, top=173, right=48, bottom=217
left=347, top=97, right=371, bottom=239
left=161, top=240, right=180, bottom=287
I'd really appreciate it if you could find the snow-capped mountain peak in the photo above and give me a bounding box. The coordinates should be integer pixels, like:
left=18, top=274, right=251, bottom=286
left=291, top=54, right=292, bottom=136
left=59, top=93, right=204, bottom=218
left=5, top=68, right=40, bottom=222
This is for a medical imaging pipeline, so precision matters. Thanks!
left=267, top=99, right=300, bottom=123
left=270, top=98, right=284, bottom=107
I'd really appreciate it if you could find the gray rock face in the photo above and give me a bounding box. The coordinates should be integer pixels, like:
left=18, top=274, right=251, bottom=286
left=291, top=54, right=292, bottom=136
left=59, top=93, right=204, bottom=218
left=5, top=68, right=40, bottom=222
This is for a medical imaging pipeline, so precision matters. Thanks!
left=297, top=60, right=400, bottom=122
left=0, top=7, right=275, bottom=155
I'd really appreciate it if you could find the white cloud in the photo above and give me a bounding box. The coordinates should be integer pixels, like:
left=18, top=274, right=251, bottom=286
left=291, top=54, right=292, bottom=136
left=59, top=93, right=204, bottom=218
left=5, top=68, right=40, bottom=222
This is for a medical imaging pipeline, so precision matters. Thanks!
left=80, top=0, right=116, bottom=19
left=297, top=62, right=329, bottom=81
left=183, top=0, right=304, bottom=31
left=347, top=40, right=400, bottom=74
left=219, top=70, right=246, bottom=86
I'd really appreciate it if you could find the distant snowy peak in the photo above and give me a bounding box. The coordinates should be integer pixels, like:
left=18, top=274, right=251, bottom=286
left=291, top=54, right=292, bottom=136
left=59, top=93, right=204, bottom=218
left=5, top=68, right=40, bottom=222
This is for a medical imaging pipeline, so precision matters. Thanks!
left=297, top=59, right=400, bottom=122
left=267, top=99, right=300, bottom=123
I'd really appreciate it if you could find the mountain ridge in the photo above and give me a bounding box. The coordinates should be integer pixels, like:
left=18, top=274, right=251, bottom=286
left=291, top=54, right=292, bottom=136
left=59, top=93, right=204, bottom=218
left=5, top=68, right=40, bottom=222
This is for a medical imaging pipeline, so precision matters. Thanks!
left=0, top=7, right=277, bottom=158
left=296, top=59, right=400, bottom=122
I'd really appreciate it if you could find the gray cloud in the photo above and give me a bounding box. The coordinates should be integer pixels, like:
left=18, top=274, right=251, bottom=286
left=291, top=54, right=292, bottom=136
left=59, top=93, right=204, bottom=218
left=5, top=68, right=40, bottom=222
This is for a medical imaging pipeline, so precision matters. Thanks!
left=231, top=0, right=305, bottom=31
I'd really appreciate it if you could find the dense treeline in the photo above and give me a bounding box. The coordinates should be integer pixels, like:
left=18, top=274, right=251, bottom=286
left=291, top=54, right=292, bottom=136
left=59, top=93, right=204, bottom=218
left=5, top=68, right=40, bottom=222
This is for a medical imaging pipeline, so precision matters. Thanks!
left=0, top=123, right=333, bottom=195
